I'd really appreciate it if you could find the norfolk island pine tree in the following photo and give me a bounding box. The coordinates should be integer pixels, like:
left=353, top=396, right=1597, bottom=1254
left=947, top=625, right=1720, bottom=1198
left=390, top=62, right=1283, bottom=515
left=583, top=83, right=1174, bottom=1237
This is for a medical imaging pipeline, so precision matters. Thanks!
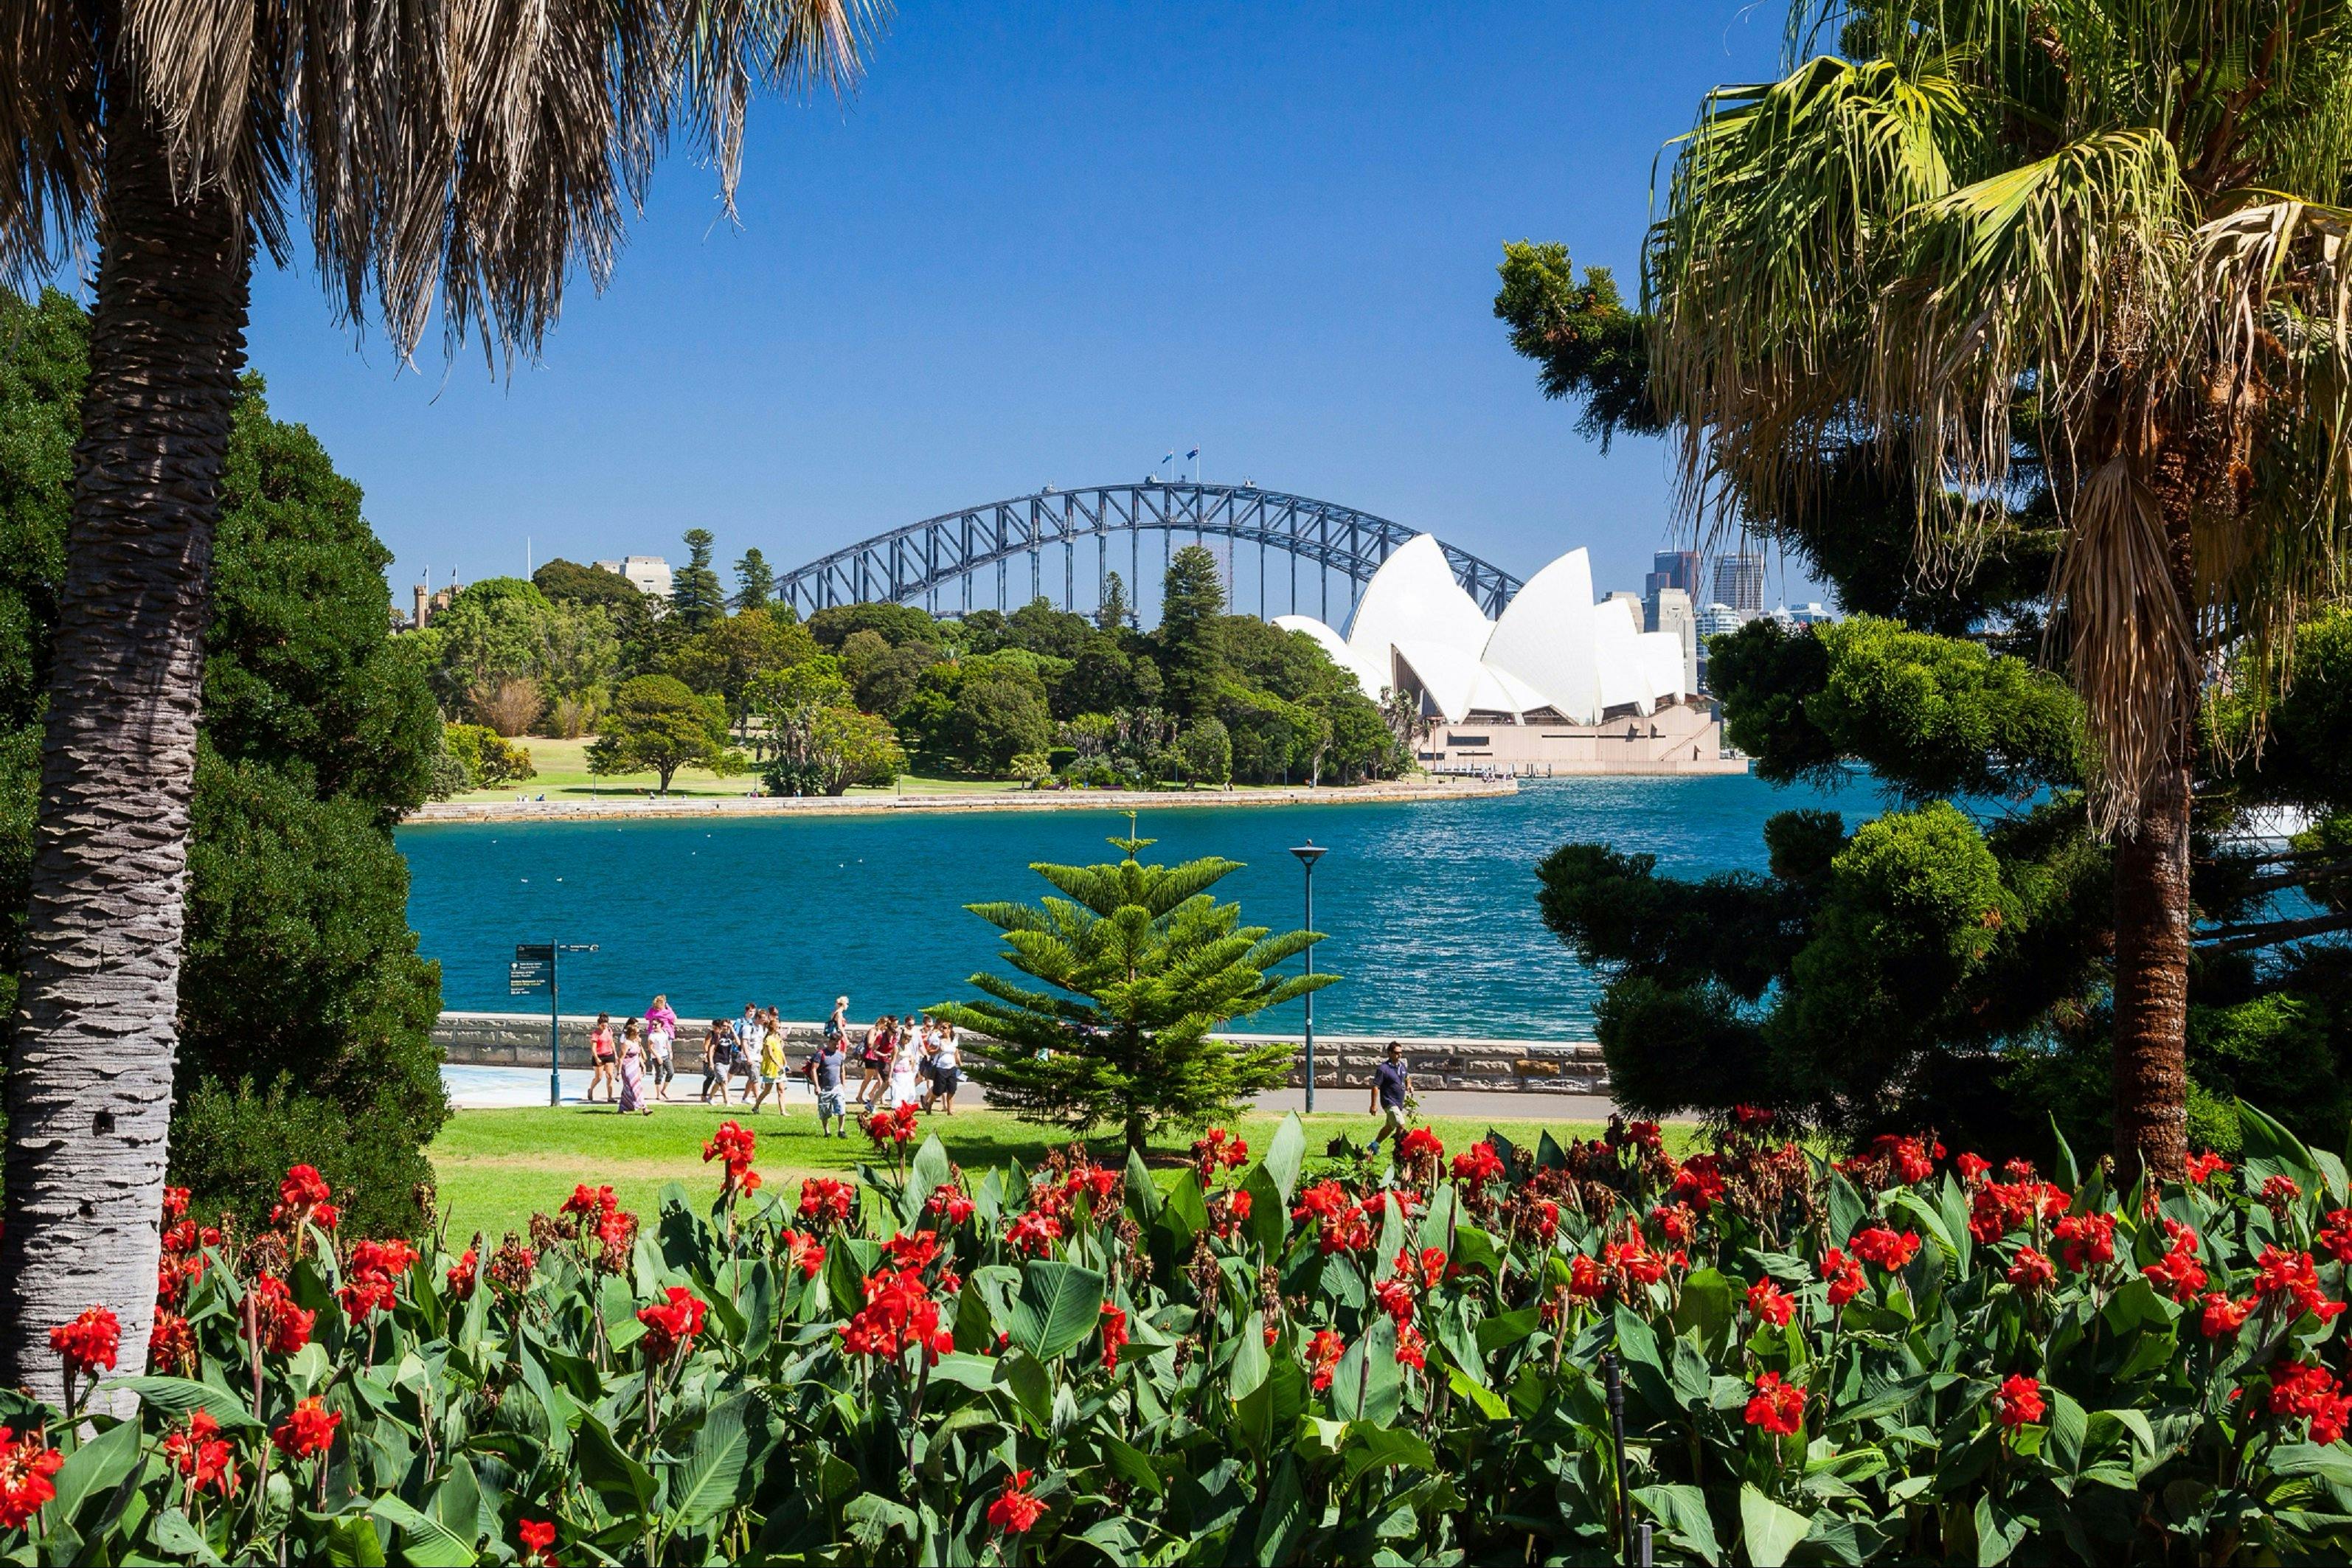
left=0, top=0, right=880, bottom=1401
left=936, top=827, right=1336, bottom=1156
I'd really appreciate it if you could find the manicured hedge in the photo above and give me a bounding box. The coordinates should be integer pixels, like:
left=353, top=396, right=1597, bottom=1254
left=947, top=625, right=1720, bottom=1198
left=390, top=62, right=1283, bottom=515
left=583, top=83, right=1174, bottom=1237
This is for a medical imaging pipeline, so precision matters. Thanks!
left=8, top=1105, right=2352, bottom=1564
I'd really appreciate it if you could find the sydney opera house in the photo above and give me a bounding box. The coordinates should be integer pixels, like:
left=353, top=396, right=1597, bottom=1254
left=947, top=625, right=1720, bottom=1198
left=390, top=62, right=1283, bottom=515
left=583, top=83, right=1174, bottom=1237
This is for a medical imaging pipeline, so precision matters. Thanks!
left=1277, top=536, right=1743, bottom=774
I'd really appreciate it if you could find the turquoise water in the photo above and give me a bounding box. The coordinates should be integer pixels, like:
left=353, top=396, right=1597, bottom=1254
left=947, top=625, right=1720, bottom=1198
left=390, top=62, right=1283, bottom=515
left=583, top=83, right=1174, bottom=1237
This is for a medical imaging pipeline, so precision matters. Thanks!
left=397, top=774, right=1882, bottom=1041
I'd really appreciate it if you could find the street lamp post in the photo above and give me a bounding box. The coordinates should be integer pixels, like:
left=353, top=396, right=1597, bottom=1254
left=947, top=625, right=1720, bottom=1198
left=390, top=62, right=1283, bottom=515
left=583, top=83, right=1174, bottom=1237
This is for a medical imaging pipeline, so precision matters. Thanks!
left=1289, top=841, right=1327, bottom=1114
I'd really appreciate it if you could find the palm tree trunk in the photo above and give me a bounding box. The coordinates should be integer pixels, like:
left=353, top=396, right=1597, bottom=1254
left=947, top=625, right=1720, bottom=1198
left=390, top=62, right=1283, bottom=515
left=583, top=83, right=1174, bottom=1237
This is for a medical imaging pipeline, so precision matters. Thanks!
left=2111, top=752, right=2193, bottom=1181
left=0, top=94, right=249, bottom=1401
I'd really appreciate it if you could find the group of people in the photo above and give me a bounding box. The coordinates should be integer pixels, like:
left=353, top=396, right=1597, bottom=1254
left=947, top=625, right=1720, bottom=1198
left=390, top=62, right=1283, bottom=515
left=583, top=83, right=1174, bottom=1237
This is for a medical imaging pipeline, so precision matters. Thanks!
left=580, top=994, right=965, bottom=1130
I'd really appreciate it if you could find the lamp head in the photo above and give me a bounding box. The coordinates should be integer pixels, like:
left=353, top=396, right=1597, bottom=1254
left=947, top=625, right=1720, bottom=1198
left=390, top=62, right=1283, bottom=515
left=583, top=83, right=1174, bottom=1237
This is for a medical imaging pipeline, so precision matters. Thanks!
left=1289, top=842, right=1327, bottom=867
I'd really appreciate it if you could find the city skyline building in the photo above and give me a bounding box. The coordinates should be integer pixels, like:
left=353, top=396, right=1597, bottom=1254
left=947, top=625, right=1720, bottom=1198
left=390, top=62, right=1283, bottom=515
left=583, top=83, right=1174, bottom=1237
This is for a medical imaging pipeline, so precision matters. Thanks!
left=1711, top=551, right=1764, bottom=619
left=1654, top=587, right=1698, bottom=697
left=1643, top=549, right=1700, bottom=632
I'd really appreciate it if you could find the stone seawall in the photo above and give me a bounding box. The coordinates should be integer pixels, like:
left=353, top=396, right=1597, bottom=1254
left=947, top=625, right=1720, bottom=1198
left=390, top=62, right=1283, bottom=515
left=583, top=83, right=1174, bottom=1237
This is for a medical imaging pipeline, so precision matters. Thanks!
left=436, top=1010, right=1608, bottom=1097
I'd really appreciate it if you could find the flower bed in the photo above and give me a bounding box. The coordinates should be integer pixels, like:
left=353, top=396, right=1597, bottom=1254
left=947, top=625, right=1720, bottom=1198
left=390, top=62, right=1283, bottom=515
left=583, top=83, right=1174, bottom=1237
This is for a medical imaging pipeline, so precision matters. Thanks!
left=9, top=1106, right=2352, bottom=1563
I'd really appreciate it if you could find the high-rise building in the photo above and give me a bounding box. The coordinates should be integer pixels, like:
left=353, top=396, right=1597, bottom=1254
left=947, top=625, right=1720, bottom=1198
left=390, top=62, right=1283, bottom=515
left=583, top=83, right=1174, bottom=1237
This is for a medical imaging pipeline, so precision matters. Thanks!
left=1654, top=588, right=1697, bottom=695
left=1712, top=552, right=1764, bottom=619
left=1695, top=600, right=1747, bottom=692
left=1643, top=549, right=1701, bottom=631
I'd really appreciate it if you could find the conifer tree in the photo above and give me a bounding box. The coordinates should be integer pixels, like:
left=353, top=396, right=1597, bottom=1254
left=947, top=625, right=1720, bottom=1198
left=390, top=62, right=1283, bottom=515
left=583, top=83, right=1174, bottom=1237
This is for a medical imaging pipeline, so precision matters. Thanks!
left=671, top=527, right=727, bottom=629
left=1095, top=570, right=1132, bottom=633
left=733, top=547, right=775, bottom=613
left=939, top=825, right=1333, bottom=1152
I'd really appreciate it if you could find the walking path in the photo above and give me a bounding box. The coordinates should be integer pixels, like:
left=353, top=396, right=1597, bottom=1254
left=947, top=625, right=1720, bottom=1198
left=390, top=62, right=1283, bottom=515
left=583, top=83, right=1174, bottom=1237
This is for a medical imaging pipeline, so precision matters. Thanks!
left=409, top=775, right=1516, bottom=824
left=440, top=1064, right=1620, bottom=1123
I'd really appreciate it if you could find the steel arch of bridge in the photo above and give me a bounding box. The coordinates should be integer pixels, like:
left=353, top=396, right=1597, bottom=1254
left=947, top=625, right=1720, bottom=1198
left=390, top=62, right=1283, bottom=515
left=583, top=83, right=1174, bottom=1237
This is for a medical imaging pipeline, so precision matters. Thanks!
left=774, top=482, right=1523, bottom=623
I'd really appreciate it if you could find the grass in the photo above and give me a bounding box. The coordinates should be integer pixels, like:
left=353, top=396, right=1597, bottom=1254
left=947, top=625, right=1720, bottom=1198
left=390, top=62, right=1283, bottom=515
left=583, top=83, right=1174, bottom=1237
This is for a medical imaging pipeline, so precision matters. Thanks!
left=428, top=1103, right=1642, bottom=1241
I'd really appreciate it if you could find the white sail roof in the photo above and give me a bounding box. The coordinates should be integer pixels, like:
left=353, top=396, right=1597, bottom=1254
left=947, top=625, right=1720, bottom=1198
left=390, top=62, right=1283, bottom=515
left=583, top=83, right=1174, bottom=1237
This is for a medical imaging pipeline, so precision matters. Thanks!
left=1344, top=535, right=1493, bottom=664
left=1482, top=547, right=1602, bottom=723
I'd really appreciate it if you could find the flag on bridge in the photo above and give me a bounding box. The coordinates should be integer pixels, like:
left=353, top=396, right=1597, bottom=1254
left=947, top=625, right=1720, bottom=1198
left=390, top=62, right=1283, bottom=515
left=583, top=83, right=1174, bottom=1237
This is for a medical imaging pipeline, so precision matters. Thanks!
left=1187, top=447, right=1199, bottom=459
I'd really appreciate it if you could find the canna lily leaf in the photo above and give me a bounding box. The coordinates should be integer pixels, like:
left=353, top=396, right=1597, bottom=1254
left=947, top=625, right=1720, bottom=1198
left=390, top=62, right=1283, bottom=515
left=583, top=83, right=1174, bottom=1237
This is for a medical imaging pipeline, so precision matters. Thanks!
left=1009, top=1259, right=1108, bottom=1361
left=1331, top=1316, right=1402, bottom=1425
left=41, top=1418, right=138, bottom=1531
left=906, top=1135, right=953, bottom=1224
left=667, top=1393, right=754, bottom=1530
left=1738, top=1484, right=1811, bottom=1567
left=1634, top=1482, right=1722, bottom=1567
left=98, top=1376, right=264, bottom=1432
left=1262, top=1113, right=1306, bottom=1204
left=364, top=1496, right=473, bottom=1567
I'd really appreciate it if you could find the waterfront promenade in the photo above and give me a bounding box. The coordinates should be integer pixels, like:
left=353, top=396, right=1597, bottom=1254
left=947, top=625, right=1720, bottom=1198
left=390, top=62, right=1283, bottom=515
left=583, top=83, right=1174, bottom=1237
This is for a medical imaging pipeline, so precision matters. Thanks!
left=410, top=773, right=1517, bottom=823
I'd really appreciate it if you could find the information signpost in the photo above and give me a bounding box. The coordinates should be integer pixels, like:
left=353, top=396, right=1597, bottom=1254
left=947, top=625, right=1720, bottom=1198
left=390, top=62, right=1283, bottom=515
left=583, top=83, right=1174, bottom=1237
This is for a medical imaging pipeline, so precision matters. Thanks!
left=512, top=940, right=597, bottom=1106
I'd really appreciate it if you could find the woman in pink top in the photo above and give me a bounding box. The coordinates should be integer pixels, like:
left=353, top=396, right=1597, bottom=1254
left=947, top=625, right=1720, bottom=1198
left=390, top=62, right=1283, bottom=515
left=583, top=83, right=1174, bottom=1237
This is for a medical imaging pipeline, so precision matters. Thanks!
left=587, top=1012, right=617, bottom=1104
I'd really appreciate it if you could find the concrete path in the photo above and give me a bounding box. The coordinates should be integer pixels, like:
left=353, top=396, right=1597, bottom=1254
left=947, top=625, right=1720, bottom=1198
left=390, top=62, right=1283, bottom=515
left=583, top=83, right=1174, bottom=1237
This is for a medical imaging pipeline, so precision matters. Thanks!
left=441, top=1064, right=1617, bottom=1123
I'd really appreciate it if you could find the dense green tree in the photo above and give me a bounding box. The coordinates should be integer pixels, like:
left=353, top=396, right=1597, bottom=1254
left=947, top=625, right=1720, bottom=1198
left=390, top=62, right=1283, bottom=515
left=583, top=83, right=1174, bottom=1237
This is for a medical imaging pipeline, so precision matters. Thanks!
left=1005, top=597, right=1095, bottom=661
left=732, top=547, right=776, bottom=613
left=1096, top=571, right=1134, bottom=632
left=671, top=527, right=727, bottom=631
left=945, top=664, right=1055, bottom=775
left=663, top=606, right=818, bottom=718
left=809, top=600, right=939, bottom=650
left=940, top=831, right=1333, bottom=1152
left=533, top=558, right=644, bottom=617
left=852, top=641, right=943, bottom=719
left=588, top=675, right=739, bottom=794
left=1154, top=545, right=1229, bottom=717
left=1174, top=717, right=1233, bottom=786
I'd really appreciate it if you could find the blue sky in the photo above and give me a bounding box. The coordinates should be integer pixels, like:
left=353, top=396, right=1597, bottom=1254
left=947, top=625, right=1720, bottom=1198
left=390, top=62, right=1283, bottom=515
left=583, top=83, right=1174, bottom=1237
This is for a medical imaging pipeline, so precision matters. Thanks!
left=239, top=1, right=1818, bottom=617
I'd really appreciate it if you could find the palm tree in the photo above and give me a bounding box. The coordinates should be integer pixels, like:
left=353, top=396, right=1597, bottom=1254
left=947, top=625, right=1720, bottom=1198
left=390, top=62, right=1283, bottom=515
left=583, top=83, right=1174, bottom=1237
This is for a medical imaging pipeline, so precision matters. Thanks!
left=0, top=0, right=878, bottom=1399
left=1640, top=0, right=2352, bottom=1179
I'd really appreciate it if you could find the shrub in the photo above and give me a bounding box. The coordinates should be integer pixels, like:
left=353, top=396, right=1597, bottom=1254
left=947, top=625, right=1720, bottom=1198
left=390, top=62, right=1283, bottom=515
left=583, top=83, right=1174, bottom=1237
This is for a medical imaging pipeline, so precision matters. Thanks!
left=13, top=1106, right=2352, bottom=1563
left=440, top=722, right=534, bottom=789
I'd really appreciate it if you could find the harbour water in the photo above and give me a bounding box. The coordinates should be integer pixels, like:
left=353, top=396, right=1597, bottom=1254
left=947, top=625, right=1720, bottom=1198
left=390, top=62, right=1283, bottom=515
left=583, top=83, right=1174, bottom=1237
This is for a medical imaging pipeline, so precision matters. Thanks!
left=398, top=773, right=1884, bottom=1041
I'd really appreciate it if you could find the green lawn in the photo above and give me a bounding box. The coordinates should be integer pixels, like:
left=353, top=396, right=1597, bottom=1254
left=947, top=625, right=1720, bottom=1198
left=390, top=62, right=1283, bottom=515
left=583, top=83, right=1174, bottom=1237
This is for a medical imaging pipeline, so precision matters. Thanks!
left=428, top=1104, right=1636, bottom=1241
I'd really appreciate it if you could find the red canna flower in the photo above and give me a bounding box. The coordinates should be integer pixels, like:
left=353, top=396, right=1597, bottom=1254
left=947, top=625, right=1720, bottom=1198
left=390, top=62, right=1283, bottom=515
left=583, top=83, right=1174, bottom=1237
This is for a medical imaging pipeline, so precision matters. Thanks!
left=1100, top=1303, right=1129, bottom=1373
left=2199, top=1293, right=2255, bottom=1339
left=1744, top=1372, right=1805, bottom=1437
left=884, top=1230, right=940, bottom=1272
left=1672, top=1156, right=1727, bottom=1210
left=2321, top=1209, right=2352, bottom=1266
left=2051, top=1212, right=2117, bottom=1272
left=1569, top=1252, right=1605, bottom=1300
left=148, top=1308, right=197, bottom=1377
left=49, top=1305, right=120, bottom=1379
left=2252, top=1245, right=2347, bottom=1323
left=987, top=1469, right=1047, bottom=1533
left=1005, top=1210, right=1064, bottom=1256
left=1848, top=1226, right=1920, bottom=1271
left=0, top=1427, right=64, bottom=1530
left=2007, top=1247, right=2056, bottom=1293
left=1398, top=1128, right=1445, bottom=1162
left=517, top=1518, right=559, bottom=1566
left=2184, top=1152, right=2231, bottom=1184
left=164, top=1410, right=238, bottom=1498
left=782, top=1229, right=828, bottom=1280
left=1394, top=1319, right=1428, bottom=1370
left=1993, top=1374, right=2044, bottom=1431
left=702, top=1121, right=761, bottom=1198
left=1819, top=1247, right=1867, bottom=1309
left=1373, top=1277, right=1417, bottom=1327
left=1307, top=1328, right=1345, bottom=1392
left=1450, top=1142, right=1506, bottom=1185
left=271, top=1396, right=340, bottom=1460
left=636, top=1287, right=709, bottom=1361
left=1956, top=1152, right=1991, bottom=1186
left=926, top=1184, right=976, bottom=1225
left=1746, top=1277, right=1794, bottom=1327
left=798, top=1177, right=855, bottom=1225
left=446, top=1248, right=479, bottom=1300
left=242, top=1273, right=315, bottom=1356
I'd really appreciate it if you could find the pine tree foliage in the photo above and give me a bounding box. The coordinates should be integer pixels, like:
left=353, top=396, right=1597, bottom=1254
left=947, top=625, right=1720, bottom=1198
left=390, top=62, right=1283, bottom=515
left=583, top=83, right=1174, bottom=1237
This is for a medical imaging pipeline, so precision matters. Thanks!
left=940, top=830, right=1335, bottom=1151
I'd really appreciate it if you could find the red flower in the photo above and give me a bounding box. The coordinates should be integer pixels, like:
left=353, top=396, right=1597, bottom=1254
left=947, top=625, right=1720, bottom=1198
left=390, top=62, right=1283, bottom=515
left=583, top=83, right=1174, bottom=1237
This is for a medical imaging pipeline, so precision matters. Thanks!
left=2199, top=1293, right=2255, bottom=1339
left=1100, top=1303, right=1130, bottom=1373
left=636, top=1287, right=709, bottom=1361
left=2252, top=1244, right=2348, bottom=1323
left=798, top=1176, right=856, bottom=1225
left=1603, top=1237, right=1668, bottom=1294
left=1746, top=1277, right=1794, bottom=1327
left=1956, top=1152, right=1991, bottom=1186
left=1819, top=1247, right=1866, bottom=1309
left=1398, top=1127, right=1445, bottom=1162
left=1191, top=1127, right=1252, bottom=1176
left=1395, top=1320, right=1427, bottom=1371
left=2007, top=1247, right=2056, bottom=1293
left=2184, top=1152, right=2231, bottom=1184
left=560, top=1184, right=616, bottom=1219
left=1848, top=1226, right=1920, bottom=1271
left=1450, top=1142, right=1506, bottom=1185
left=162, top=1185, right=190, bottom=1225
left=927, top=1184, right=976, bottom=1225
left=2263, top=1173, right=2303, bottom=1206
left=2320, top=1209, right=2352, bottom=1266
left=838, top=1269, right=954, bottom=1361
left=1671, top=1156, right=1727, bottom=1210
left=782, top=1229, right=828, bottom=1280
left=243, top=1273, right=315, bottom=1356
left=1993, top=1374, right=2044, bottom=1431
left=1005, top=1211, right=1064, bottom=1256
left=2272, top=1361, right=2352, bottom=1444
left=884, top=1230, right=940, bottom=1272
left=446, top=1249, right=478, bottom=1300
left=1568, top=1253, right=1604, bottom=1300
left=1744, top=1372, right=1805, bottom=1437
left=49, top=1305, right=120, bottom=1379
left=864, top=1104, right=922, bottom=1148
left=0, top=1427, right=64, bottom=1530
left=987, top=1470, right=1047, bottom=1533
left=1307, top=1328, right=1345, bottom=1392
left=702, top=1121, right=761, bottom=1198
left=1215, top=1188, right=1255, bottom=1238
left=2141, top=1227, right=2207, bottom=1303
left=271, top=1396, right=340, bottom=1460
left=148, top=1308, right=196, bottom=1377
left=518, top=1518, right=560, bottom=1565
left=2050, top=1212, right=2116, bottom=1272
left=164, top=1410, right=238, bottom=1498
left=1373, top=1277, right=1417, bottom=1326
left=1967, top=1180, right=2070, bottom=1242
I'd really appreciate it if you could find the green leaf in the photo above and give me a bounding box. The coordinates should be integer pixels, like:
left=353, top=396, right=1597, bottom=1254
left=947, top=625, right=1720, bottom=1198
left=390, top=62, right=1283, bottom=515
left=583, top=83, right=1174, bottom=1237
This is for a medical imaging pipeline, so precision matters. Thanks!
left=364, top=1496, right=475, bottom=1567
left=575, top=1412, right=657, bottom=1516
left=1125, top=1148, right=1162, bottom=1222
left=906, top=1134, right=952, bottom=1223
left=2049, top=1114, right=2080, bottom=1191
left=1447, top=1366, right=1510, bottom=1420
left=1973, top=1494, right=2029, bottom=1564
left=996, top=1352, right=1053, bottom=1429
left=1161, top=1170, right=1211, bottom=1251
left=1331, top=1316, right=1402, bottom=1425
left=1340, top=1422, right=1434, bottom=1484
left=1245, top=1164, right=1288, bottom=1257
left=1098, top=1432, right=1165, bottom=1496
left=100, top=1376, right=263, bottom=1431
left=150, top=1508, right=225, bottom=1567
left=2238, top=1100, right=2322, bottom=1196
left=1229, top=1309, right=1271, bottom=1401
left=1009, top=1259, right=1108, bottom=1361
left=432, top=1453, right=485, bottom=1549
left=844, top=1494, right=920, bottom=1553
left=1634, top=1482, right=1722, bottom=1567
left=669, top=1393, right=753, bottom=1529
left=1673, top=1268, right=1735, bottom=1345
left=1250, top=1457, right=1308, bottom=1566
left=43, top=1417, right=137, bottom=1528
left=1739, top=1484, right=1812, bottom=1568
left=1263, top=1113, right=1306, bottom=1204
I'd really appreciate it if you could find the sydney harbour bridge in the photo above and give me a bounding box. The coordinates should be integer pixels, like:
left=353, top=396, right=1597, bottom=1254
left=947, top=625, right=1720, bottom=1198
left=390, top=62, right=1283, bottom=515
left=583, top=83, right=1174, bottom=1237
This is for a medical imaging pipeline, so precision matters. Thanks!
left=773, top=482, right=1522, bottom=626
